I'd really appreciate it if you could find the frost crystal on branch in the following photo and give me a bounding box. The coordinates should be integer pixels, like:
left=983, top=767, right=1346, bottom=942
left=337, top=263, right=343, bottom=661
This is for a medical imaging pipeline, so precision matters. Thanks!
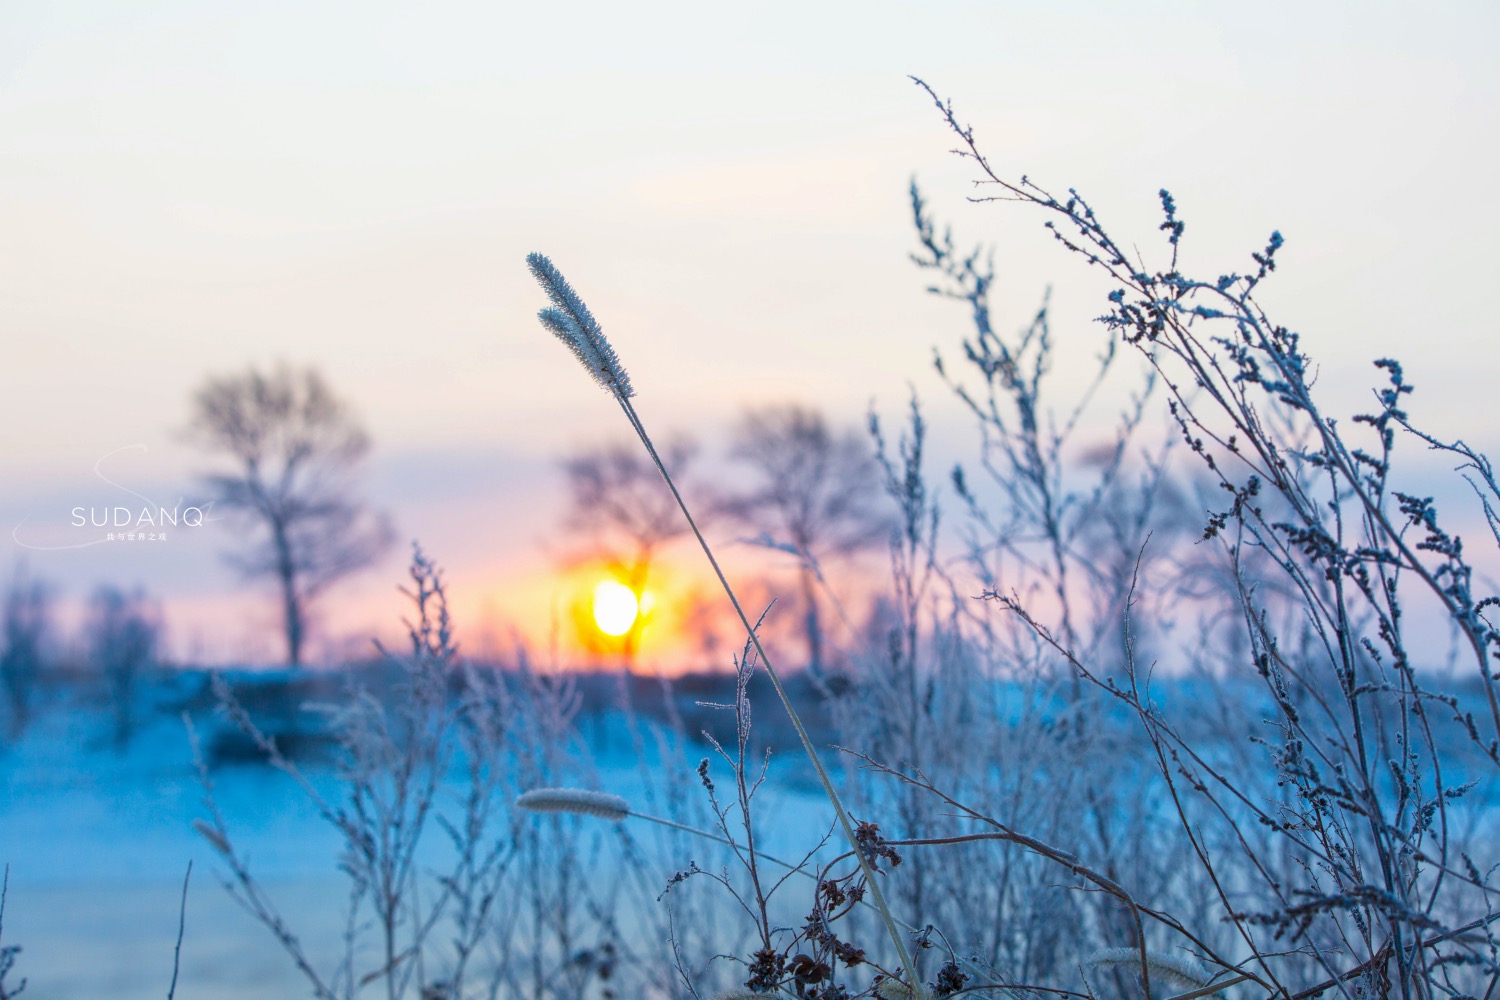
left=515, top=787, right=631, bottom=821
left=875, top=978, right=931, bottom=1000
left=1088, top=947, right=1209, bottom=991
left=526, top=252, right=634, bottom=400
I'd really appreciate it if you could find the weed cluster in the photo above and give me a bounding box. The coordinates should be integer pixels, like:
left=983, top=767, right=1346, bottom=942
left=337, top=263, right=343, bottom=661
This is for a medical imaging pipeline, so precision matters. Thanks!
left=507, top=82, right=1500, bottom=1000
left=165, top=81, right=1500, bottom=1000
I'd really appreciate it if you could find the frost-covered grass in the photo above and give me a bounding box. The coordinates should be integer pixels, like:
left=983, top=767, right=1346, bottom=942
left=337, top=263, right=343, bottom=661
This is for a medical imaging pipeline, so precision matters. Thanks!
left=508, top=80, right=1500, bottom=997
left=7, top=79, right=1500, bottom=1000
left=1, top=650, right=1496, bottom=997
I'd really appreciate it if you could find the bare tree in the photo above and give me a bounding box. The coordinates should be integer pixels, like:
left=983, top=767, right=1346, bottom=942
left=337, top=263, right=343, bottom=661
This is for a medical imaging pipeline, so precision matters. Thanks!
left=0, top=562, right=51, bottom=738
left=85, top=584, right=160, bottom=749
left=725, top=405, right=890, bottom=675
left=187, top=365, right=393, bottom=666
left=561, top=436, right=696, bottom=658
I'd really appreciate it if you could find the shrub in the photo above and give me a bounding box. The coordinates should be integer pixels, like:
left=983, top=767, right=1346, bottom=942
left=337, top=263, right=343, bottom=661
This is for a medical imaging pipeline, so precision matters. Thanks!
left=84, top=584, right=161, bottom=750
left=0, top=566, right=51, bottom=739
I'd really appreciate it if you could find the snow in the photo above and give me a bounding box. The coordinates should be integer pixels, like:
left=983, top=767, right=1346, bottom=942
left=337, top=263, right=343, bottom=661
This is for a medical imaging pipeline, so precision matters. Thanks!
left=0, top=671, right=830, bottom=999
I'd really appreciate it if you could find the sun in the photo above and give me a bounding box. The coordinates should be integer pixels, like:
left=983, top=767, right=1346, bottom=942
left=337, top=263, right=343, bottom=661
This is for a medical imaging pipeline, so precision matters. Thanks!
left=592, top=579, right=640, bottom=637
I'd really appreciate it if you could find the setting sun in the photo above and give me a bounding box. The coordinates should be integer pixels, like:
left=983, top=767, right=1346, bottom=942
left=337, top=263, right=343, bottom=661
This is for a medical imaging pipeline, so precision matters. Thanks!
left=592, top=579, right=640, bottom=636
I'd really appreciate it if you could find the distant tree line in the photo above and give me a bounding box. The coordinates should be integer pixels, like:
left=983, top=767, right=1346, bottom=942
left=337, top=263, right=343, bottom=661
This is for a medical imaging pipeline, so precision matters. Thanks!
left=0, top=564, right=160, bottom=750
left=561, top=402, right=892, bottom=674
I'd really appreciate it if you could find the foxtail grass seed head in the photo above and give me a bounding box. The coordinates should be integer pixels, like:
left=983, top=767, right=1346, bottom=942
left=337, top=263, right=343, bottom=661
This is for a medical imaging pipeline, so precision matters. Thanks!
left=875, top=979, right=929, bottom=1000
left=515, top=787, right=630, bottom=822
left=526, top=253, right=634, bottom=400
left=1088, top=947, right=1208, bottom=991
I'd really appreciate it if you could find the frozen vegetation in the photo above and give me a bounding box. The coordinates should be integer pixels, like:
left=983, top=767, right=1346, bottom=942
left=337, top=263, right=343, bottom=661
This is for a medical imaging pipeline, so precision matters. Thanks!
left=5, top=81, right=1500, bottom=1000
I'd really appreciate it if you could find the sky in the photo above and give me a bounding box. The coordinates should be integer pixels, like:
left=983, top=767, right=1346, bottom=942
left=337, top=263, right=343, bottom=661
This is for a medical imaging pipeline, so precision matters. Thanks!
left=2, top=1, right=1498, bottom=666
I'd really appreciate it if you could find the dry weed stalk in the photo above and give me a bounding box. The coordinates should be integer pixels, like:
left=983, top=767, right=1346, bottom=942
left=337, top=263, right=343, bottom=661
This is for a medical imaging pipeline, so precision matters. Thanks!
left=0, top=866, right=23, bottom=1000
left=526, top=252, right=920, bottom=992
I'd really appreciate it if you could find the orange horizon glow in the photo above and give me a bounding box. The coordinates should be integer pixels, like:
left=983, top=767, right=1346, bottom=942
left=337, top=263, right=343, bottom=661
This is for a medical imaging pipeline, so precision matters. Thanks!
left=456, top=545, right=866, bottom=677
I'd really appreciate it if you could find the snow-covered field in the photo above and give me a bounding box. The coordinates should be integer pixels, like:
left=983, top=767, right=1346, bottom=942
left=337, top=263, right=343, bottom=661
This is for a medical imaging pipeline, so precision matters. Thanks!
left=8, top=667, right=1498, bottom=1000
left=1, top=685, right=348, bottom=999
left=0, top=673, right=826, bottom=1000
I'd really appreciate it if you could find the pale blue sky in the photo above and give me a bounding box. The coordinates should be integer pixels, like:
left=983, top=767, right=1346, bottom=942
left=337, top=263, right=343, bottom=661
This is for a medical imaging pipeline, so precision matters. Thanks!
left=2, top=1, right=1497, bottom=662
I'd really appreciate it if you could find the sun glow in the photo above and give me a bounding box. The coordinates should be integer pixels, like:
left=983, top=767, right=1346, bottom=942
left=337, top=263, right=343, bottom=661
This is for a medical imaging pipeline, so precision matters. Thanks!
left=592, top=580, right=640, bottom=637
